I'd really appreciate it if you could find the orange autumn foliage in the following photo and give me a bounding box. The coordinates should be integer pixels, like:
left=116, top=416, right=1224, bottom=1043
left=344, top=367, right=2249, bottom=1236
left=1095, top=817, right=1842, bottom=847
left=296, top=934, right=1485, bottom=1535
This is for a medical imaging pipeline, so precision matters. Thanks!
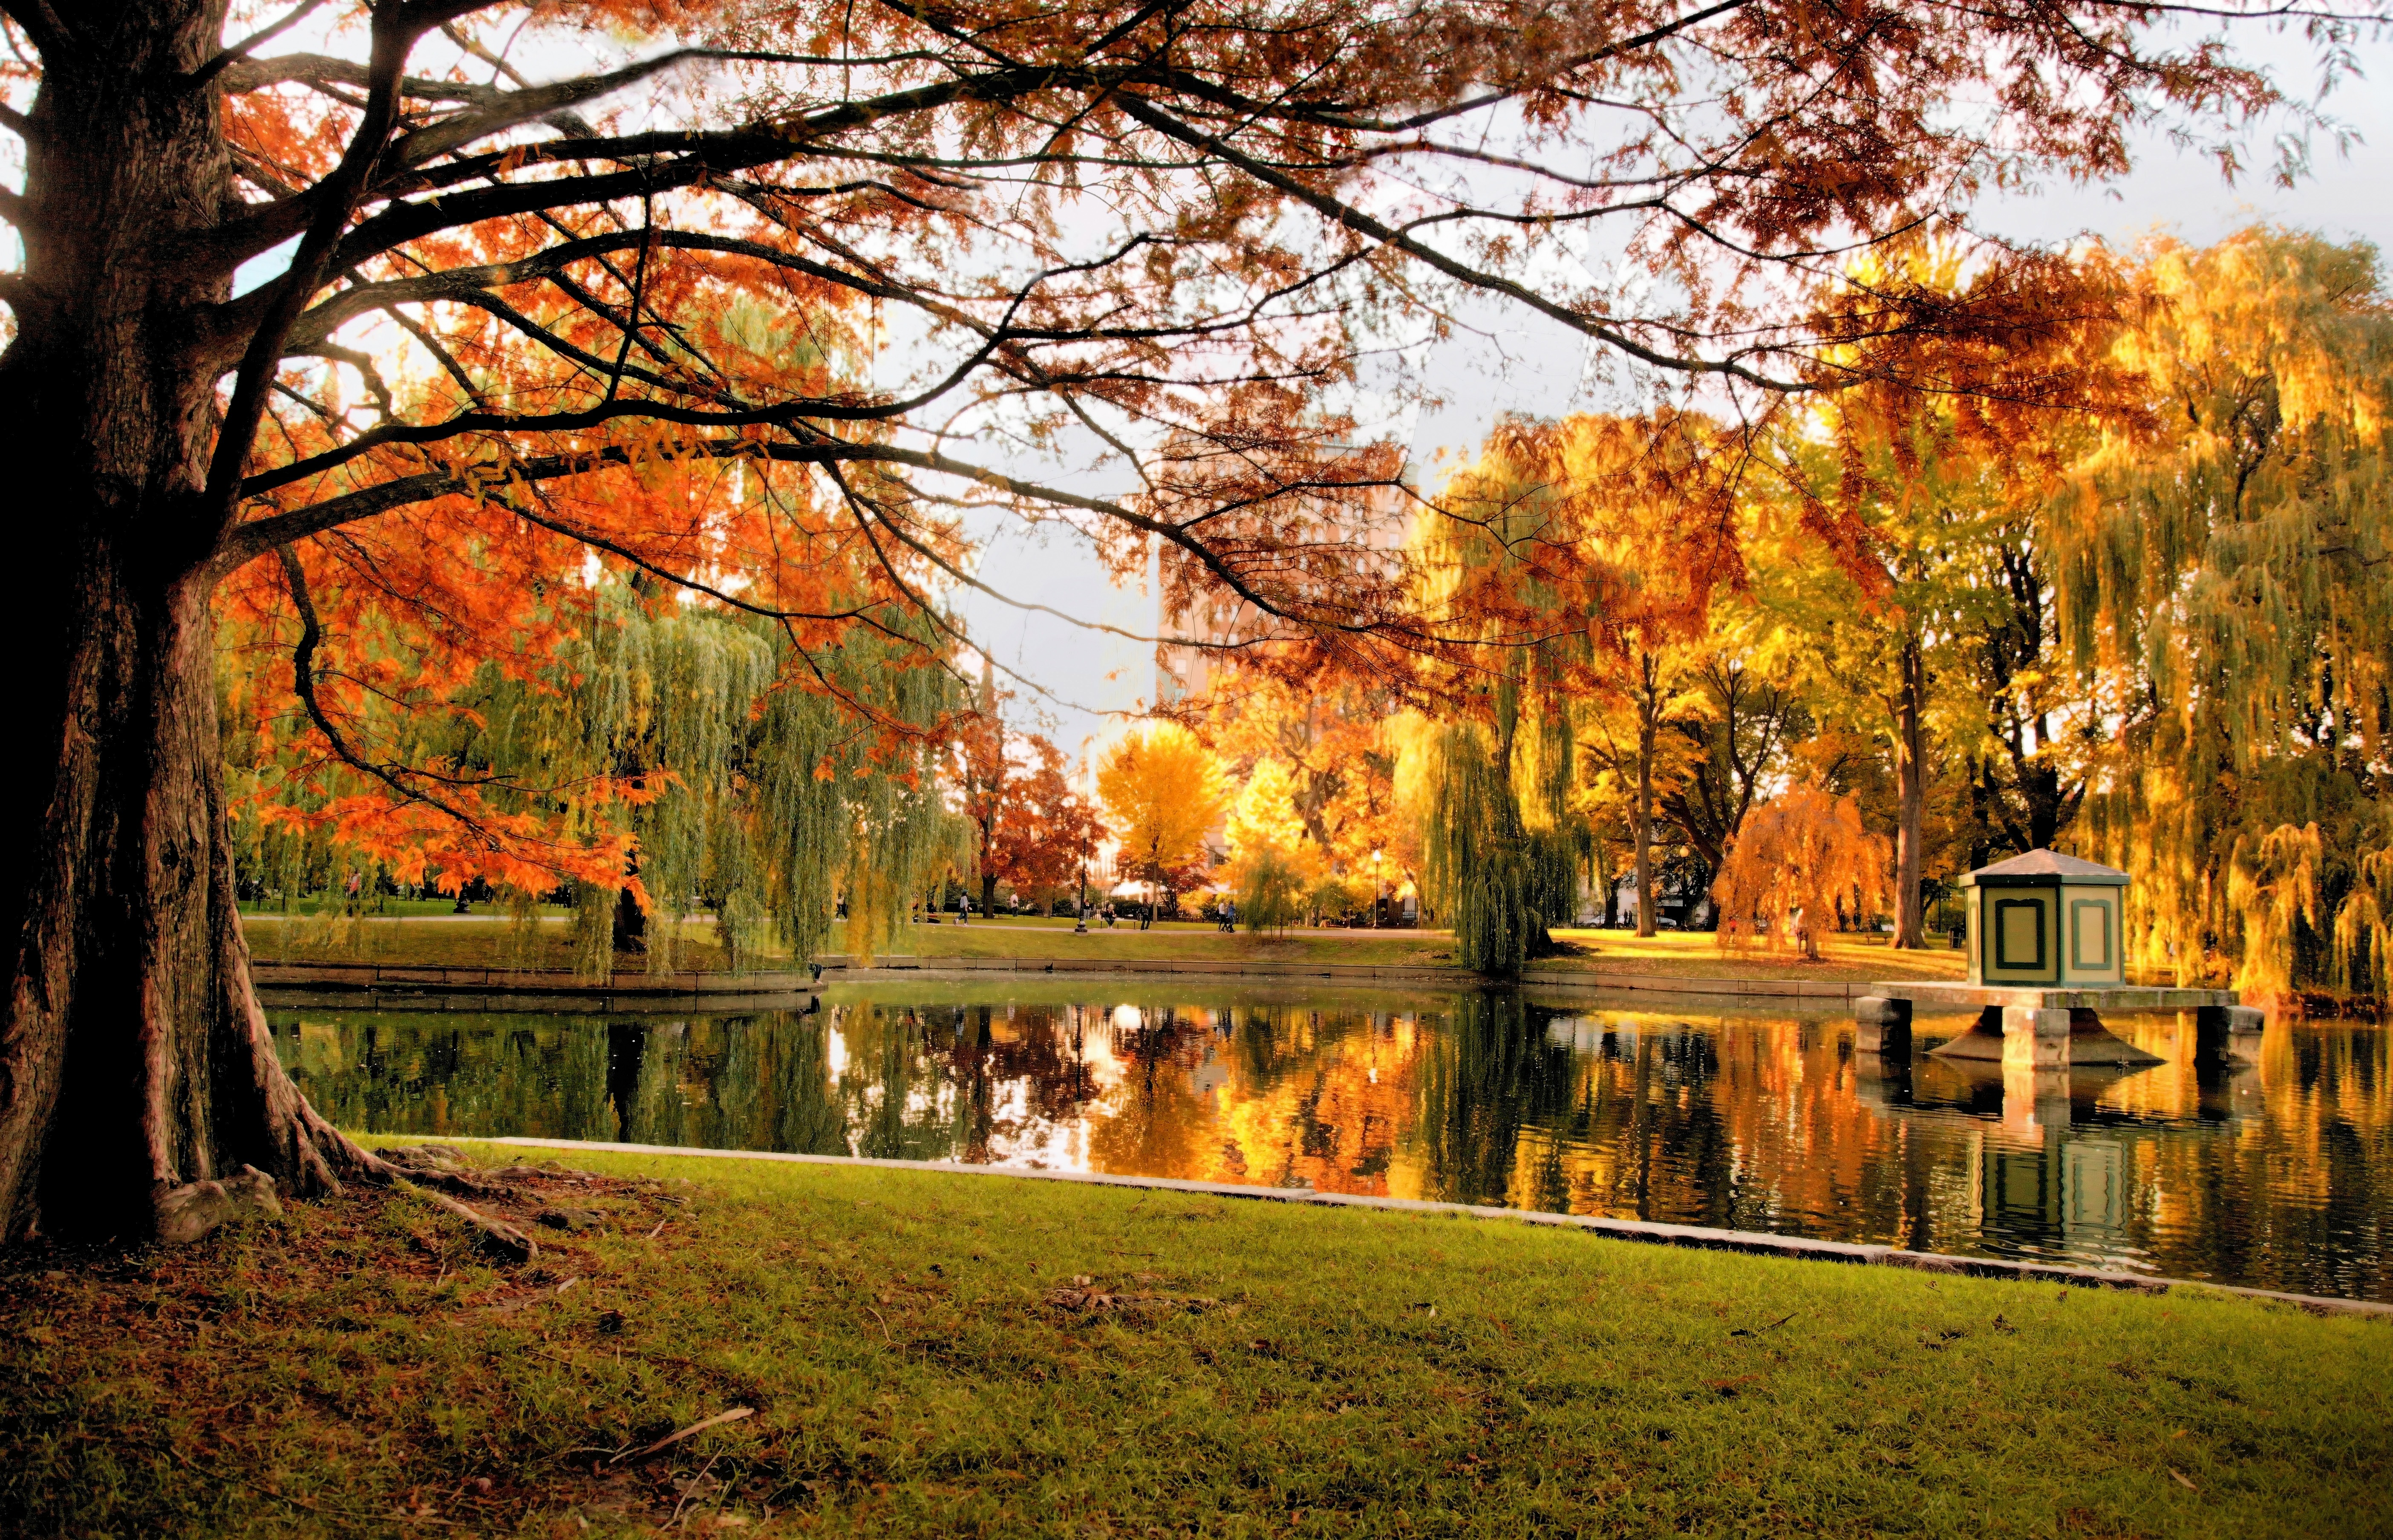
left=1712, top=788, right=1893, bottom=960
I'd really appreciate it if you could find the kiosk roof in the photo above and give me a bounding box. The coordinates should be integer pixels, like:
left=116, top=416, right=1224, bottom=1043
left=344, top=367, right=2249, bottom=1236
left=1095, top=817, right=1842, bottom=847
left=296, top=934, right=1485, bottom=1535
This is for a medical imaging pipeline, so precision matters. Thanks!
left=1961, top=848, right=2129, bottom=887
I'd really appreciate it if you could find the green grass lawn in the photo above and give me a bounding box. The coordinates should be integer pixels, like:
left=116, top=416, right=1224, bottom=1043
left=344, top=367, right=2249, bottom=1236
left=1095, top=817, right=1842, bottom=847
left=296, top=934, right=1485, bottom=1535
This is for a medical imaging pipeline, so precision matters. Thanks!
left=6, top=1142, right=2386, bottom=1537
left=1540, top=929, right=1974, bottom=983
left=241, top=898, right=579, bottom=920
left=240, top=913, right=1982, bottom=982
left=845, top=917, right=1461, bottom=969
left=242, top=913, right=736, bottom=972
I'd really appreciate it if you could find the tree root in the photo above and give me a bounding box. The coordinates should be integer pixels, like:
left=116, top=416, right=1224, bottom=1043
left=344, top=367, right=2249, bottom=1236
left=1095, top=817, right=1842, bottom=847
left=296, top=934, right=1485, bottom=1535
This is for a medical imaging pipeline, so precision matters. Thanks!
left=299, top=1109, right=518, bottom=1198
left=280, top=1106, right=538, bottom=1263
left=155, top=1165, right=284, bottom=1245
left=397, top=1180, right=539, bottom=1265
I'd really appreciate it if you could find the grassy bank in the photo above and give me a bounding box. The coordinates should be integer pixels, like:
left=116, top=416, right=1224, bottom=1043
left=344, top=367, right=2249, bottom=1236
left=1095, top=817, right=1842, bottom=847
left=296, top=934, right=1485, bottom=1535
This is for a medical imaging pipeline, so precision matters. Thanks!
left=1541, top=929, right=1972, bottom=983
left=837, top=920, right=1972, bottom=980
left=242, top=913, right=747, bottom=973
left=242, top=914, right=1975, bottom=983
left=6, top=1143, right=2386, bottom=1537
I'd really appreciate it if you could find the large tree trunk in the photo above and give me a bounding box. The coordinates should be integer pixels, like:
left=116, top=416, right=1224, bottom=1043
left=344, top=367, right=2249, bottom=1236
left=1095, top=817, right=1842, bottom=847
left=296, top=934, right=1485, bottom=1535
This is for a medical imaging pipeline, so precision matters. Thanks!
left=0, top=3, right=369, bottom=1243
left=611, top=886, right=649, bottom=952
left=1634, top=656, right=1660, bottom=940
left=0, top=557, right=355, bottom=1242
left=1892, top=637, right=1928, bottom=949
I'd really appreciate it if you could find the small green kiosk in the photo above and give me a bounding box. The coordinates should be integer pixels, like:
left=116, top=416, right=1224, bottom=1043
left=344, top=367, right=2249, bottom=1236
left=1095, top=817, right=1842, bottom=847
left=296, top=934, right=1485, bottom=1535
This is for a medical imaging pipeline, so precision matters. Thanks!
left=1855, top=847, right=2257, bottom=1070
left=1961, top=848, right=2126, bottom=989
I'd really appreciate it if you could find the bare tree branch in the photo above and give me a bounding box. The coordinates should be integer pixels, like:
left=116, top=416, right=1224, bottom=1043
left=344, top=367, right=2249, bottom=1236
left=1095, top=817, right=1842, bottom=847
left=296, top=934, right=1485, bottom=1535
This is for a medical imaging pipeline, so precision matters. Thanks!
left=191, top=0, right=334, bottom=88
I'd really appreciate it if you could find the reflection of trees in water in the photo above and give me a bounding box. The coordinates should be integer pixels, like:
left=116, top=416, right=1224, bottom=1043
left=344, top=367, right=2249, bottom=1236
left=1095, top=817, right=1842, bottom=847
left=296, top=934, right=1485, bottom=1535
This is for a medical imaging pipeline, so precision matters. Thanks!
left=277, top=1009, right=851, bottom=1154
left=1428, top=1012, right=1950, bottom=1246
left=705, top=1013, right=848, bottom=1156
left=1207, top=1006, right=1420, bottom=1193
left=277, top=1012, right=616, bottom=1141
left=626, top=1021, right=691, bottom=1145
left=273, top=1001, right=2393, bottom=1298
left=1408, top=995, right=1581, bottom=1206
left=925, top=1003, right=1099, bottom=1161
left=1565, top=1025, right=1737, bottom=1224
left=2130, top=1027, right=2392, bottom=1298
left=829, top=1000, right=1106, bottom=1162
left=1086, top=1004, right=1222, bottom=1178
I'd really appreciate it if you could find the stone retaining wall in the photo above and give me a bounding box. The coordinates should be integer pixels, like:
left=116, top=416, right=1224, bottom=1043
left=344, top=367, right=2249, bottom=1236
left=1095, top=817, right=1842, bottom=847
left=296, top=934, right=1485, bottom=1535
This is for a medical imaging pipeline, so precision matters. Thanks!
left=253, top=954, right=1921, bottom=1004
left=817, top=955, right=1890, bottom=1001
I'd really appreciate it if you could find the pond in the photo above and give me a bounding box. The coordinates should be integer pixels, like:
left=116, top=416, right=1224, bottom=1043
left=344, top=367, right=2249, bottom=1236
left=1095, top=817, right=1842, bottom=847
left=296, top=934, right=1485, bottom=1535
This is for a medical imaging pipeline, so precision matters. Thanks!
left=267, top=981, right=2393, bottom=1303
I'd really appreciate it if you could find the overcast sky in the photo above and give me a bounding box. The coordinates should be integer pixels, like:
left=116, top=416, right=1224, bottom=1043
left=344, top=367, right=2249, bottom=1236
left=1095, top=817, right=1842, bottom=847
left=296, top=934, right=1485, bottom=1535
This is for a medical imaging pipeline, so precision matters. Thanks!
left=963, top=25, right=2393, bottom=761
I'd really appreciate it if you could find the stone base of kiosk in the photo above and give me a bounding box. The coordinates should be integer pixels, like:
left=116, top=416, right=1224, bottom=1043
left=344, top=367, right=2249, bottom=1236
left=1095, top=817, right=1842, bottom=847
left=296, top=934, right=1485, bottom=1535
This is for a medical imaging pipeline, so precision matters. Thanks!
left=1852, top=984, right=2253, bottom=1069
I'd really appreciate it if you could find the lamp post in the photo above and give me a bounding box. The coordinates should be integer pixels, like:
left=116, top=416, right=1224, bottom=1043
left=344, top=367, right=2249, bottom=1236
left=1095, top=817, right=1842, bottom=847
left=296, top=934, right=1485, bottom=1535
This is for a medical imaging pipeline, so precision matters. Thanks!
left=1371, top=849, right=1383, bottom=929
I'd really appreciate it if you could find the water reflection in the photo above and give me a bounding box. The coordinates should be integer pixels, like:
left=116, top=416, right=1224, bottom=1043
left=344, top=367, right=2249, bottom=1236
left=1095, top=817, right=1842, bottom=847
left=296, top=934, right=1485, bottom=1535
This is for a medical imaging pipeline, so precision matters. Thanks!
left=268, top=985, right=2392, bottom=1301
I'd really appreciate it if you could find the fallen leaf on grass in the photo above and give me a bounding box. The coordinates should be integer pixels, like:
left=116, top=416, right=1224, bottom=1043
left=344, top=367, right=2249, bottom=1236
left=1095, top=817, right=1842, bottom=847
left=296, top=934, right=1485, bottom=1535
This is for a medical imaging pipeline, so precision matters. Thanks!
left=610, top=1407, right=755, bottom=1467
left=1046, top=1285, right=1219, bottom=1315
left=1729, top=1312, right=1796, bottom=1338
left=479, top=1294, right=550, bottom=1318
left=2169, top=1468, right=2199, bottom=1492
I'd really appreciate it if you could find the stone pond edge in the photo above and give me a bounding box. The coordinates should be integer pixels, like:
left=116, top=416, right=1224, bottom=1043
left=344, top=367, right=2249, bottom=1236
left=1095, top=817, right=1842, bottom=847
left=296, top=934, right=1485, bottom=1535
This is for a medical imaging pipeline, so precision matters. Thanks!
left=450, top=1134, right=2391, bottom=1319
left=255, top=956, right=1945, bottom=1005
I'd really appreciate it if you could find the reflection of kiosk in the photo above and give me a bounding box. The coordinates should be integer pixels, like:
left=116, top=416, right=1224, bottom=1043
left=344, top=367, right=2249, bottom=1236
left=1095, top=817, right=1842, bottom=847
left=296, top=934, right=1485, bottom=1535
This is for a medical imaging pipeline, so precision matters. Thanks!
left=1852, top=849, right=2260, bottom=1068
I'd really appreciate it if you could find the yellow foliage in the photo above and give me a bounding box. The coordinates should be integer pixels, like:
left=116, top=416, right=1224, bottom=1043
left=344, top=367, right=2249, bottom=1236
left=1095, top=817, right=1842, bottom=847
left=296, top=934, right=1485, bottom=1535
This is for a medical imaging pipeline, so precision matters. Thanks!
left=2336, top=845, right=2393, bottom=1002
left=2226, top=823, right=2322, bottom=996
left=1097, top=724, right=1228, bottom=888
left=2062, top=228, right=2393, bottom=994
left=1222, top=759, right=1323, bottom=930
left=1224, top=760, right=1314, bottom=871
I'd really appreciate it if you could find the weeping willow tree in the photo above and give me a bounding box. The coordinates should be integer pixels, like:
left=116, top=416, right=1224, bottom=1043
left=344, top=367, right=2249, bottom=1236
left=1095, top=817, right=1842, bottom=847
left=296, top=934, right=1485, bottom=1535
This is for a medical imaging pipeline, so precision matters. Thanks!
left=536, top=581, right=966, bottom=974
left=1403, top=436, right=1591, bottom=975
left=1410, top=692, right=1582, bottom=976
left=228, top=575, right=965, bottom=975
left=2057, top=229, right=2393, bottom=997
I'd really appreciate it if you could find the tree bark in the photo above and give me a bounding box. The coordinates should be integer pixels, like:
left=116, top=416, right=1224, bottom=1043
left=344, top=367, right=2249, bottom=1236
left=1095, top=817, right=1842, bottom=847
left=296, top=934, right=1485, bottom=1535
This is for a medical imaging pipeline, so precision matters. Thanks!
left=0, top=551, right=365, bottom=1241
left=1634, top=654, right=1660, bottom=939
left=0, top=3, right=379, bottom=1242
left=612, top=883, right=649, bottom=953
left=1892, top=637, right=1928, bottom=949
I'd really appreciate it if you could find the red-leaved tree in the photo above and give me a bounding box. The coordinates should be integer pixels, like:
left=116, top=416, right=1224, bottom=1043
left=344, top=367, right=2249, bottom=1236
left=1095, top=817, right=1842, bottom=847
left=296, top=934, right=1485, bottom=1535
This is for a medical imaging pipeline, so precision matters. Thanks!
left=989, top=736, right=1104, bottom=914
